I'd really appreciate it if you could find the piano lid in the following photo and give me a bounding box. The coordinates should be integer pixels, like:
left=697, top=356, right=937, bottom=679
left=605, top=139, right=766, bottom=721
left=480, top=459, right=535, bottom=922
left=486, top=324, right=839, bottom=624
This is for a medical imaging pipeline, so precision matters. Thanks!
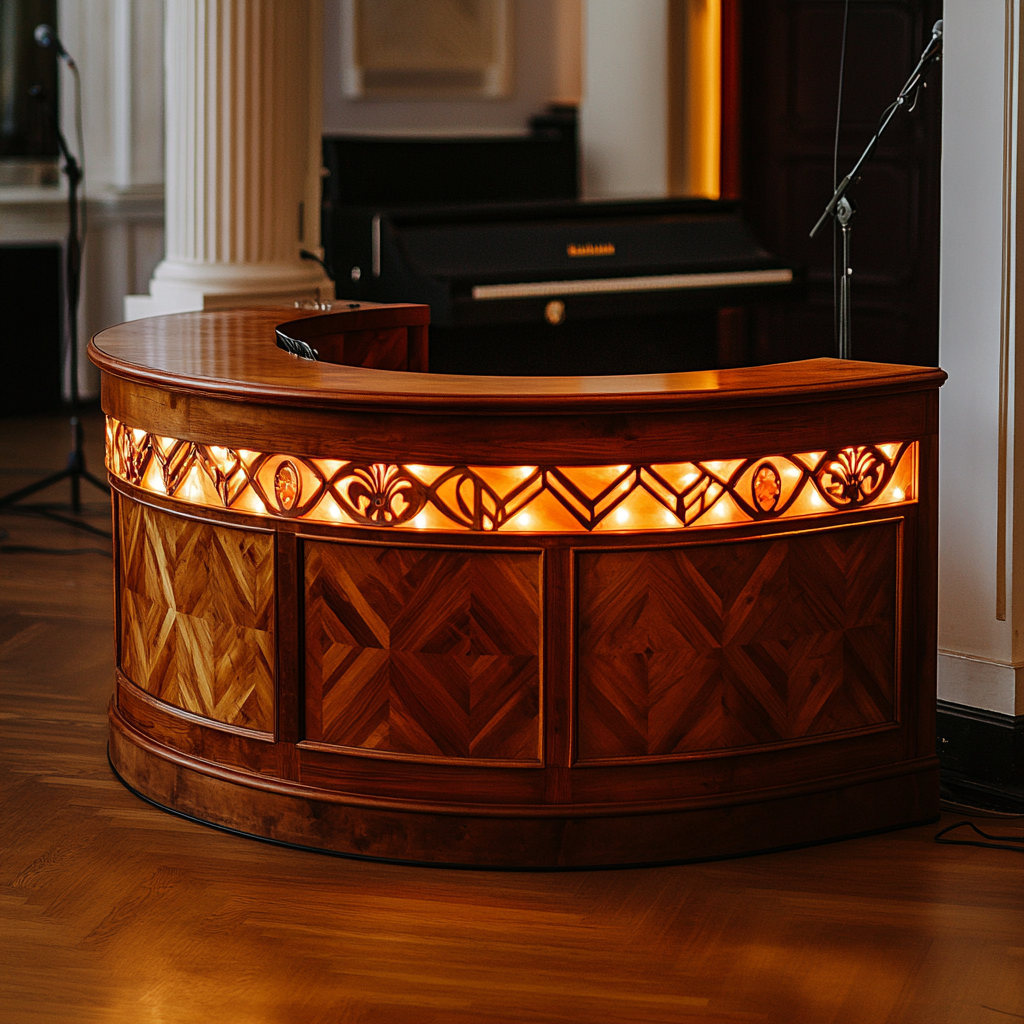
left=383, top=198, right=787, bottom=286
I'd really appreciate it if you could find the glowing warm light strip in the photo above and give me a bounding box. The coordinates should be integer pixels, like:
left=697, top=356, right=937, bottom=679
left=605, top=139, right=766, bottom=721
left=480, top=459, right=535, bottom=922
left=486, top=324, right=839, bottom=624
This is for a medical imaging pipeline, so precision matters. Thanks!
left=105, top=417, right=917, bottom=534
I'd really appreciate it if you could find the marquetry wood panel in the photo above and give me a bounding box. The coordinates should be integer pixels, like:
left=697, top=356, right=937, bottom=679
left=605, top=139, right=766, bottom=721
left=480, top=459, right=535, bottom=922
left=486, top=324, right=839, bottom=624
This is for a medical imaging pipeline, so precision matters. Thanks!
left=576, top=521, right=899, bottom=761
left=304, top=541, right=541, bottom=761
left=118, top=498, right=275, bottom=731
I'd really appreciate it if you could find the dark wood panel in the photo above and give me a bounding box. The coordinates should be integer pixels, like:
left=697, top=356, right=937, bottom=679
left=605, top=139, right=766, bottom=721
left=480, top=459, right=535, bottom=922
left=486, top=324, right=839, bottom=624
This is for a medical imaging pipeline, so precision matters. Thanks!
left=576, top=521, right=899, bottom=762
left=118, top=498, right=275, bottom=732
left=742, top=0, right=942, bottom=368
left=304, top=540, right=543, bottom=762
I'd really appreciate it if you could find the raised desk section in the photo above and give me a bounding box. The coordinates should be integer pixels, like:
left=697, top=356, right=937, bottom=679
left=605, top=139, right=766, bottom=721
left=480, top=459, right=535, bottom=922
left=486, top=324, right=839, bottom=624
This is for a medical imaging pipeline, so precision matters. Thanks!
left=90, top=305, right=945, bottom=867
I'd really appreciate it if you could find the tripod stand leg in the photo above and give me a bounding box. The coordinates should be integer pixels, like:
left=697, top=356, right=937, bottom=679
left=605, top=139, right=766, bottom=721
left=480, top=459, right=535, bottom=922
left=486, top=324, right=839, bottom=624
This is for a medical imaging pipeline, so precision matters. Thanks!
left=0, top=467, right=75, bottom=508
left=81, top=468, right=111, bottom=495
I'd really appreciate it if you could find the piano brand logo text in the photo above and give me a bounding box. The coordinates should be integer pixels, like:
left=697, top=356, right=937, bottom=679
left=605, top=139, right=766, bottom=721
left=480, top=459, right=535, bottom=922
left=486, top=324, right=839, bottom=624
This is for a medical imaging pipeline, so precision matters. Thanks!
left=567, top=242, right=615, bottom=257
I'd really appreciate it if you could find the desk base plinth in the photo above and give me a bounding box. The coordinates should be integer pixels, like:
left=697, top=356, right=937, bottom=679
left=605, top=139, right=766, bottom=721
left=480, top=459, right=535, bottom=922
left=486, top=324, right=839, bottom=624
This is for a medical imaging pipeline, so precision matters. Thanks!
left=109, top=700, right=939, bottom=869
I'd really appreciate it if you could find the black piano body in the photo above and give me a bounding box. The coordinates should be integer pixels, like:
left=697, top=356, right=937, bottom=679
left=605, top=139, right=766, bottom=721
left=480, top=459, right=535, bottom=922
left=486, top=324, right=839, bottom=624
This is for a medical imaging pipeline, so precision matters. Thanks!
left=322, top=197, right=800, bottom=377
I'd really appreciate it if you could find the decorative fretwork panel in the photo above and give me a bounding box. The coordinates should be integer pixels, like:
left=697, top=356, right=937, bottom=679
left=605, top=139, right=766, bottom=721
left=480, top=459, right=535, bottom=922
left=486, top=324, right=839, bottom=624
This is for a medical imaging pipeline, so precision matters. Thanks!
left=118, top=499, right=275, bottom=731
left=106, top=416, right=917, bottom=534
left=304, top=541, right=542, bottom=761
left=576, top=522, right=899, bottom=761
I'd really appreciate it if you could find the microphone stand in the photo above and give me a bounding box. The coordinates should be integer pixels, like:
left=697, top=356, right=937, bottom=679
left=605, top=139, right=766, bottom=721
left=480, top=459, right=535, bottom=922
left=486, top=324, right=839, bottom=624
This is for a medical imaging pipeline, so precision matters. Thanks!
left=810, top=26, right=942, bottom=359
left=0, top=89, right=109, bottom=529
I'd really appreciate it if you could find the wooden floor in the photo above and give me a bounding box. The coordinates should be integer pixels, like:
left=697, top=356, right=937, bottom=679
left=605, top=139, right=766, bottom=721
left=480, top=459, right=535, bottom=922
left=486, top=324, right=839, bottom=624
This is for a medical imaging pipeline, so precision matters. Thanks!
left=2, top=412, right=1022, bottom=1024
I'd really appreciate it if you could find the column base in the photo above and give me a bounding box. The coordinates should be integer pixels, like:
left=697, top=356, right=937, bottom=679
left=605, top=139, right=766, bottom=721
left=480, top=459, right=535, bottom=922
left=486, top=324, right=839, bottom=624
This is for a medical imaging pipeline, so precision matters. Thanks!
left=124, top=259, right=332, bottom=320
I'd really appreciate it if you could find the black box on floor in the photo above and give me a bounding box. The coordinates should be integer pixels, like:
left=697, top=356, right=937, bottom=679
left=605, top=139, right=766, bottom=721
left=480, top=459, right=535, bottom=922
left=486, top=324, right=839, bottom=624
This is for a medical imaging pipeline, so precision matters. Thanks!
left=1, top=244, right=62, bottom=415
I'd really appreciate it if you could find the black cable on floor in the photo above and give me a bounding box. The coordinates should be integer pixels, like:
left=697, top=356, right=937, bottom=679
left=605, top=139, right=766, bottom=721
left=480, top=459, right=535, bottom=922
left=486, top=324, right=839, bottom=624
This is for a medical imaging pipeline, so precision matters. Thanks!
left=934, top=820, right=1024, bottom=852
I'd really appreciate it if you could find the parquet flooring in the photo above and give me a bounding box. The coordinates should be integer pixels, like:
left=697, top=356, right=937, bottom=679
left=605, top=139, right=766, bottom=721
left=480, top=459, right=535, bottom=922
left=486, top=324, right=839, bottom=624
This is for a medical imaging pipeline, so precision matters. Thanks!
left=2, top=413, right=1023, bottom=1024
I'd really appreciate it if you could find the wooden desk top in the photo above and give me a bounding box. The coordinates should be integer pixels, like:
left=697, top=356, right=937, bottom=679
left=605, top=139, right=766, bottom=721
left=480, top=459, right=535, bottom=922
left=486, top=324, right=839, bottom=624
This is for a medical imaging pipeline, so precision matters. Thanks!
left=90, top=307, right=946, bottom=415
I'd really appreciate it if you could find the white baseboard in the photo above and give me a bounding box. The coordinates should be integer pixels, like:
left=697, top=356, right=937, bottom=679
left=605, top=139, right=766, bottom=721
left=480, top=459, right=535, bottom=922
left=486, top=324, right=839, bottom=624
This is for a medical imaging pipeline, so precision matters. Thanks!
left=937, top=652, right=1024, bottom=716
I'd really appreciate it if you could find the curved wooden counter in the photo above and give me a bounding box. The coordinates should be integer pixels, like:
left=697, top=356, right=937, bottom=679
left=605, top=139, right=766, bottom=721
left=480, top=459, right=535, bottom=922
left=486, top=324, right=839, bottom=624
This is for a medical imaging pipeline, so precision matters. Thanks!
left=90, top=305, right=945, bottom=867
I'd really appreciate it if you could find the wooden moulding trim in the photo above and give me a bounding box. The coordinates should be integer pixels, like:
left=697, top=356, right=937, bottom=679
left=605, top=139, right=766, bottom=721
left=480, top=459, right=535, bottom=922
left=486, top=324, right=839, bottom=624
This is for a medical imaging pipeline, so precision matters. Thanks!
left=100, top=378, right=938, bottom=468
left=295, top=739, right=543, bottom=769
left=117, top=670, right=275, bottom=743
left=91, top=360, right=947, bottom=416
left=570, top=722, right=904, bottom=767
left=109, top=698, right=939, bottom=821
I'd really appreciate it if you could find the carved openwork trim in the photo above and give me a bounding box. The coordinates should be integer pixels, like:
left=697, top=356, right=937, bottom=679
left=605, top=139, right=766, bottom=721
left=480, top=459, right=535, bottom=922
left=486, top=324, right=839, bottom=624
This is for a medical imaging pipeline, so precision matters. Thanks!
left=106, top=417, right=917, bottom=534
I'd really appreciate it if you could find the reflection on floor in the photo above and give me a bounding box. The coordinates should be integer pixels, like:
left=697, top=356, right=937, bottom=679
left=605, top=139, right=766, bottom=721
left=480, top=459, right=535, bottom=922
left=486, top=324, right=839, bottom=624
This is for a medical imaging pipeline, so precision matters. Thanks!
left=2, top=411, right=1022, bottom=1024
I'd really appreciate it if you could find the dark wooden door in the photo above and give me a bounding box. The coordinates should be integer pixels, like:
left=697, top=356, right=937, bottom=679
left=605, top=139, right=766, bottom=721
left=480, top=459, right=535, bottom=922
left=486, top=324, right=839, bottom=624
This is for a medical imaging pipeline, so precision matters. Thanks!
left=740, top=0, right=942, bottom=368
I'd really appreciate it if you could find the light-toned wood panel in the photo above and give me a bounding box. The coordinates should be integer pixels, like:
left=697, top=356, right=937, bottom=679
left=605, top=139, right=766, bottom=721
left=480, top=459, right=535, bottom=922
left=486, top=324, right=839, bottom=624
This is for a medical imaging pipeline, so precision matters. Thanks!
left=304, top=540, right=542, bottom=761
left=118, top=498, right=275, bottom=732
left=576, top=522, right=898, bottom=761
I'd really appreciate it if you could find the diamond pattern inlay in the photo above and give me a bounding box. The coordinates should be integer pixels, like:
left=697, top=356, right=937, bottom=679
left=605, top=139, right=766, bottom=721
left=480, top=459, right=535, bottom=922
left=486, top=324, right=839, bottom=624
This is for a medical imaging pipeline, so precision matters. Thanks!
left=304, top=541, right=542, bottom=761
left=576, top=522, right=899, bottom=761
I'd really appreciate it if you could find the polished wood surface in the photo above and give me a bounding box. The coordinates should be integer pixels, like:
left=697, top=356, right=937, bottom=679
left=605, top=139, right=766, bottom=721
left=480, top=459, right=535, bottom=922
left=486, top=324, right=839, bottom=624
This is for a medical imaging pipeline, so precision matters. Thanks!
left=4, top=413, right=1022, bottom=1024
left=90, top=306, right=944, bottom=411
left=91, top=308, right=944, bottom=866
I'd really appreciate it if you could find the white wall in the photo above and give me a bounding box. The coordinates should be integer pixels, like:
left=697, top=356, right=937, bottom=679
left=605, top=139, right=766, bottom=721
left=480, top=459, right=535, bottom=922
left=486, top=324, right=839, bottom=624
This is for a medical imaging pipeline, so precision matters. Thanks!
left=938, top=0, right=1023, bottom=715
left=579, top=0, right=668, bottom=198
left=323, top=0, right=576, bottom=136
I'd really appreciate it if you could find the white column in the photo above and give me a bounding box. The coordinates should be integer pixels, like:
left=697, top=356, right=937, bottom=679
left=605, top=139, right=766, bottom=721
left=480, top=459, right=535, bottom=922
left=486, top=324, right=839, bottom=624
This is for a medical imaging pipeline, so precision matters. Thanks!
left=126, top=0, right=329, bottom=319
left=938, top=0, right=1023, bottom=717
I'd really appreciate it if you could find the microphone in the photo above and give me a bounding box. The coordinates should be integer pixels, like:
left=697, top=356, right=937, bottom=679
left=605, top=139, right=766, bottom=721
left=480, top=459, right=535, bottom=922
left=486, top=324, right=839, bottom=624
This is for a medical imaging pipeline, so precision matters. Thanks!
left=896, top=20, right=942, bottom=103
left=34, top=24, right=77, bottom=69
left=920, top=19, right=943, bottom=64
